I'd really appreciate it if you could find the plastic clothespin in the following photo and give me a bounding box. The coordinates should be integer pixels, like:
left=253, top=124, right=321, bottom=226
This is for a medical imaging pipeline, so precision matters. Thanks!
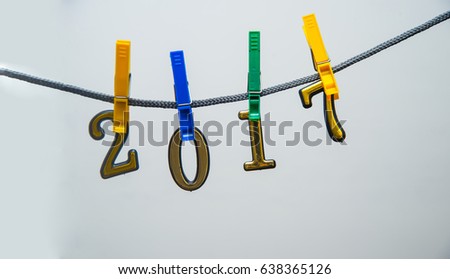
left=248, top=31, right=261, bottom=121
left=299, top=14, right=345, bottom=142
left=170, top=50, right=195, bottom=142
left=113, top=40, right=131, bottom=135
left=302, top=14, right=338, bottom=100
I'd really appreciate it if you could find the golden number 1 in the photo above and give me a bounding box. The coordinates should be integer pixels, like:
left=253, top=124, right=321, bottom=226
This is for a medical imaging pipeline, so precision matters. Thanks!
left=89, top=110, right=139, bottom=179
left=239, top=110, right=276, bottom=171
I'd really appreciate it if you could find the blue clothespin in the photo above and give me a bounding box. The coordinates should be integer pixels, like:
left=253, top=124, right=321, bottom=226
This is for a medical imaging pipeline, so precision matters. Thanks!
left=170, top=50, right=195, bottom=142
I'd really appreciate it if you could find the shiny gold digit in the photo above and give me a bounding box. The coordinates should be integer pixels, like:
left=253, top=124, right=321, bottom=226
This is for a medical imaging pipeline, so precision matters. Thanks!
left=324, top=94, right=346, bottom=142
left=239, top=110, right=276, bottom=171
left=168, top=128, right=210, bottom=191
left=300, top=80, right=323, bottom=108
left=89, top=110, right=139, bottom=179
left=299, top=81, right=346, bottom=142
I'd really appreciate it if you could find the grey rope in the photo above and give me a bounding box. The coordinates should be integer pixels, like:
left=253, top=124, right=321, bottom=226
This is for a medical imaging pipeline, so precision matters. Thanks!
left=1, top=10, right=449, bottom=109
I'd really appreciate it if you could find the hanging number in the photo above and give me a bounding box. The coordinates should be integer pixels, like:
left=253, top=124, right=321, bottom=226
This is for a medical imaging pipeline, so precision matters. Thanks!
left=169, top=50, right=210, bottom=191
left=89, top=110, right=139, bottom=179
left=239, top=110, right=276, bottom=171
left=168, top=128, right=210, bottom=191
left=300, top=82, right=346, bottom=142
left=299, top=14, right=346, bottom=142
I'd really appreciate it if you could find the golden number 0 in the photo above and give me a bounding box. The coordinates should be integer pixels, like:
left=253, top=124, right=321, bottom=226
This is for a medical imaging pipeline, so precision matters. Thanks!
left=168, top=128, right=210, bottom=191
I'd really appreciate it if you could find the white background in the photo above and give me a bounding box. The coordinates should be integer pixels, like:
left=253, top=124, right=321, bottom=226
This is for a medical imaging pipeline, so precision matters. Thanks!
left=1, top=0, right=450, bottom=258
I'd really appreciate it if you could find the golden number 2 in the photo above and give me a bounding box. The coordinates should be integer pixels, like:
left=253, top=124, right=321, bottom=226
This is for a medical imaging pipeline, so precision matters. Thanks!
left=89, top=110, right=139, bottom=179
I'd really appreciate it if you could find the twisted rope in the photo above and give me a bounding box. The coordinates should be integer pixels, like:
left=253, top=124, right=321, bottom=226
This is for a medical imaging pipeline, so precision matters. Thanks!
left=1, top=10, right=449, bottom=109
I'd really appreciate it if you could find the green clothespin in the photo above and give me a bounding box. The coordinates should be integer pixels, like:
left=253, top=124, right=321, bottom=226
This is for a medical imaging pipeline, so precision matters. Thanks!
left=248, top=31, right=261, bottom=121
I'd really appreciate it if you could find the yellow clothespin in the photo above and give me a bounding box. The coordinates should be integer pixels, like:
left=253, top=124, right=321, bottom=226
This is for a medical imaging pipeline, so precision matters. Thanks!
left=299, top=14, right=346, bottom=142
left=113, top=40, right=131, bottom=135
left=88, top=40, right=139, bottom=179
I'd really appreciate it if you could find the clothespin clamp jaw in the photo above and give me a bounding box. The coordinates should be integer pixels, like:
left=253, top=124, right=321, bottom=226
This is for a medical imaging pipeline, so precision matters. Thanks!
left=170, top=50, right=195, bottom=142
left=113, top=40, right=131, bottom=135
left=248, top=31, right=261, bottom=121
left=299, top=14, right=346, bottom=142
